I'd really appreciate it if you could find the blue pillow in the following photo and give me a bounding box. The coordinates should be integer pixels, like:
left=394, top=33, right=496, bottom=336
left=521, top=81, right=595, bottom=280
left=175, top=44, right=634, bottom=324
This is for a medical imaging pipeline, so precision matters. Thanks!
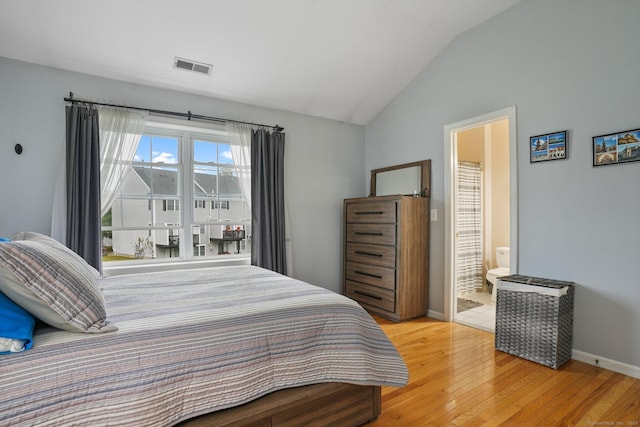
left=0, top=291, right=35, bottom=354
left=0, top=238, right=11, bottom=243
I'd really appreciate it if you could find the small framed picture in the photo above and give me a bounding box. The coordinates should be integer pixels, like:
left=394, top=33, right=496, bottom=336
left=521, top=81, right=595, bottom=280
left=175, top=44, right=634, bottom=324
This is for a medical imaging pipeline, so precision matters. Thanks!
left=530, top=131, right=567, bottom=163
left=593, top=128, right=640, bottom=166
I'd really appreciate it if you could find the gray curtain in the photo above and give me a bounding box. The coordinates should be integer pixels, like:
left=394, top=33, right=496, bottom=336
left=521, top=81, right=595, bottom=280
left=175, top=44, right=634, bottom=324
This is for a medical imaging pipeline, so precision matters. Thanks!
left=65, top=105, right=102, bottom=270
left=251, top=129, right=286, bottom=274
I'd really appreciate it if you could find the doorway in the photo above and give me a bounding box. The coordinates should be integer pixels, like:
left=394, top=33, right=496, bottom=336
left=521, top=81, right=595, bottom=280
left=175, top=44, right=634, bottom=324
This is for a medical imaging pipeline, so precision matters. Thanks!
left=443, top=106, right=518, bottom=332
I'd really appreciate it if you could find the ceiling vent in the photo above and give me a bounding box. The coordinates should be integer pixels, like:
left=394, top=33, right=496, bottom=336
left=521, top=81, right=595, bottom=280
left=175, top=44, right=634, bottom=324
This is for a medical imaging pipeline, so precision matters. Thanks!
left=174, top=57, right=212, bottom=75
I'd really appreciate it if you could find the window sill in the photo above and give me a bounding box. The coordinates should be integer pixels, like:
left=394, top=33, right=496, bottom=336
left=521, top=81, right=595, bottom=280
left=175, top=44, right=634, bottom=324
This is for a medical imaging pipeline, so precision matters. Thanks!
left=102, top=255, right=251, bottom=277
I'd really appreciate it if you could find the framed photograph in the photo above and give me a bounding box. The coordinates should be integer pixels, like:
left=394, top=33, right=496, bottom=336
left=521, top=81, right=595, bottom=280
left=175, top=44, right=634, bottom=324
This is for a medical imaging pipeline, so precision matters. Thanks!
left=530, top=131, right=567, bottom=163
left=593, top=128, right=640, bottom=166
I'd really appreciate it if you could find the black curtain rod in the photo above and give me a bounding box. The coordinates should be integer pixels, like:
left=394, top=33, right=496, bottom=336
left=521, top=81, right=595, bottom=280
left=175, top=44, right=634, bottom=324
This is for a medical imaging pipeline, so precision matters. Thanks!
left=63, top=92, right=284, bottom=132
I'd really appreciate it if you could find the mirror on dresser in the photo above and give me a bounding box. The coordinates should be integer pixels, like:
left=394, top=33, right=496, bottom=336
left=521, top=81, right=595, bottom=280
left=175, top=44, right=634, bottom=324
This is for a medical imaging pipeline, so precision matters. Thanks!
left=370, top=159, right=431, bottom=198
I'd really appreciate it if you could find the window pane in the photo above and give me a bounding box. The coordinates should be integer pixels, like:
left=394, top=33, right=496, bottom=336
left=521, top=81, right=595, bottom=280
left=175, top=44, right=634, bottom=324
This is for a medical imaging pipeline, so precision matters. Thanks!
left=115, top=198, right=153, bottom=227
left=156, top=199, right=180, bottom=225
left=194, top=140, right=217, bottom=163
left=193, top=165, right=217, bottom=195
left=109, top=230, right=154, bottom=260
left=219, top=198, right=250, bottom=223
left=218, top=143, right=234, bottom=164
left=135, top=135, right=151, bottom=162
left=151, top=135, right=179, bottom=163
left=193, top=223, right=251, bottom=256
left=194, top=140, right=234, bottom=165
left=134, top=134, right=178, bottom=164
left=153, top=228, right=181, bottom=260
left=218, top=166, right=240, bottom=197
left=131, top=166, right=180, bottom=196
left=101, top=209, right=112, bottom=227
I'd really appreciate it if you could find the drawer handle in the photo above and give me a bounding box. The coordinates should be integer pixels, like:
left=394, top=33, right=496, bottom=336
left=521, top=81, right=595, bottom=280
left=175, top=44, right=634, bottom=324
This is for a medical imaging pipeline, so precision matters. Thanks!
left=354, top=250, right=383, bottom=257
left=354, top=290, right=383, bottom=300
left=355, top=211, right=384, bottom=215
left=354, top=232, right=384, bottom=236
left=355, top=270, right=383, bottom=279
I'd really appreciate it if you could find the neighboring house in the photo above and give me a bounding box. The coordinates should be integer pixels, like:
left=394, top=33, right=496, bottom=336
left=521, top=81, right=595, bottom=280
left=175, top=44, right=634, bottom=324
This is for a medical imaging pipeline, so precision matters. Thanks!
left=109, top=166, right=249, bottom=260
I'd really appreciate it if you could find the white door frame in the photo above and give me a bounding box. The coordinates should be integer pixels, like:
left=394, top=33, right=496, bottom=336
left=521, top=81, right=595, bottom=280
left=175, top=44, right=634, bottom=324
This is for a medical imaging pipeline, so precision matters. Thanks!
left=443, top=106, right=518, bottom=322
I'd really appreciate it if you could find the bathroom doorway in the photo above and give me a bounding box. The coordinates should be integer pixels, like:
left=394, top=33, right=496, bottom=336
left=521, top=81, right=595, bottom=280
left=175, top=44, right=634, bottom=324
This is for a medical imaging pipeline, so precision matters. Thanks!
left=443, top=107, right=518, bottom=332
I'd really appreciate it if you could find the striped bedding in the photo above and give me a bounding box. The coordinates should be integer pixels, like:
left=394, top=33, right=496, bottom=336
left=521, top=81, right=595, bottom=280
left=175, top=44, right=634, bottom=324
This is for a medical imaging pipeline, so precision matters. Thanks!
left=0, top=265, right=408, bottom=426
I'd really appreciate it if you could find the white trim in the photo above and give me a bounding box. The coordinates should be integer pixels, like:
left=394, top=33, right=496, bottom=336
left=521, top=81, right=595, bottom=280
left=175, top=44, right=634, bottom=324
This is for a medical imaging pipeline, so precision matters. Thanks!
left=444, top=106, right=517, bottom=322
left=572, top=350, right=640, bottom=379
left=483, top=125, right=493, bottom=271
left=426, top=309, right=445, bottom=321
left=146, top=115, right=227, bottom=135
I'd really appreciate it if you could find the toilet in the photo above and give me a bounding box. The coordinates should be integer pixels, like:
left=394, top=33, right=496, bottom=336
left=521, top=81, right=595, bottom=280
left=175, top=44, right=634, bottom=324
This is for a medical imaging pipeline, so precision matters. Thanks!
left=486, top=246, right=510, bottom=302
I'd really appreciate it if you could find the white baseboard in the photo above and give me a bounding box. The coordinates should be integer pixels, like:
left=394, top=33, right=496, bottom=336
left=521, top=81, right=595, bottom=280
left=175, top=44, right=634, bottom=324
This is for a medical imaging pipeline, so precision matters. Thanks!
left=572, top=350, right=640, bottom=379
left=427, top=309, right=445, bottom=321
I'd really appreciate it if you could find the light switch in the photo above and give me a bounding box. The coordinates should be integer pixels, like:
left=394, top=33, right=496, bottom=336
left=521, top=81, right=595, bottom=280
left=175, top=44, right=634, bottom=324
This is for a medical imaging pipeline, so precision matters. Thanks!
left=430, top=209, right=437, bottom=222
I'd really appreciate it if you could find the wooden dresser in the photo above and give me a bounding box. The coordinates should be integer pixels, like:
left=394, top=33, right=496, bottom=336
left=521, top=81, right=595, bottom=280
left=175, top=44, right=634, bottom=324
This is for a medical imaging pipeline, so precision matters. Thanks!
left=343, top=195, right=429, bottom=322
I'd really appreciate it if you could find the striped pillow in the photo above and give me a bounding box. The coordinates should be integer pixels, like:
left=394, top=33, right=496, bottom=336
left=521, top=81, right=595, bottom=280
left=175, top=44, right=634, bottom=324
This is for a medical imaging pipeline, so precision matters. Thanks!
left=11, top=232, right=101, bottom=279
left=0, top=238, right=117, bottom=333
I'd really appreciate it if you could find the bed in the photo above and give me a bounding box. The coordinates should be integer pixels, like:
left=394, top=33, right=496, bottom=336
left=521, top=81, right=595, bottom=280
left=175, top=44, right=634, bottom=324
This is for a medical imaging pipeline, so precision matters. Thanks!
left=0, top=233, right=408, bottom=426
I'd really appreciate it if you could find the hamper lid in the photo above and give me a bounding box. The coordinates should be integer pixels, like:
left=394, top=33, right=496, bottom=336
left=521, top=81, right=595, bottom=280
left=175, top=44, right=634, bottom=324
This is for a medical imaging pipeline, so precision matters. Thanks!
left=497, top=275, right=574, bottom=297
left=498, top=275, right=574, bottom=289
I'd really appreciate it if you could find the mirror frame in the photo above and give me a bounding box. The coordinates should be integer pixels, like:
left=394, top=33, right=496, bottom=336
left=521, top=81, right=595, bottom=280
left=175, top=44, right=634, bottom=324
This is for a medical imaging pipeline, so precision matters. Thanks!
left=370, top=159, right=431, bottom=198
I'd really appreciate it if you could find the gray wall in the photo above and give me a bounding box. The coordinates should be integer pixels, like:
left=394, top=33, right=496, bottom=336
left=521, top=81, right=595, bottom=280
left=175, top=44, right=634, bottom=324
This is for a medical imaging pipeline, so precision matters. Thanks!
left=365, top=0, right=640, bottom=367
left=0, top=56, right=365, bottom=293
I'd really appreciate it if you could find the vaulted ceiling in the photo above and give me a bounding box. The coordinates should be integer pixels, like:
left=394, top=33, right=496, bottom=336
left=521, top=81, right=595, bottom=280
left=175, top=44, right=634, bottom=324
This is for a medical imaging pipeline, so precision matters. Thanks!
left=0, top=0, right=521, bottom=125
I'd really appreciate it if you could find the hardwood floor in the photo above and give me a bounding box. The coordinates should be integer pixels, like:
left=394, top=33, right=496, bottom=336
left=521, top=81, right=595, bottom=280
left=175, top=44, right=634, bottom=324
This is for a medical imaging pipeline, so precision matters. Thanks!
left=369, top=316, right=640, bottom=426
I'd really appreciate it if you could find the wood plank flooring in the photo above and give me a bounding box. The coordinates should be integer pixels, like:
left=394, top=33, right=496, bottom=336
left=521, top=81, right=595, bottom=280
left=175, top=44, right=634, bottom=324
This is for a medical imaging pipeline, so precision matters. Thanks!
left=369, top=316, right=640, bottom=426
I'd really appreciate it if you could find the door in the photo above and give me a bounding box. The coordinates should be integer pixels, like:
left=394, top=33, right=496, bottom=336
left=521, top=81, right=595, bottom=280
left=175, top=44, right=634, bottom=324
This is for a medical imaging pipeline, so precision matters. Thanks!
left=443, top=106, right=518, bottom=323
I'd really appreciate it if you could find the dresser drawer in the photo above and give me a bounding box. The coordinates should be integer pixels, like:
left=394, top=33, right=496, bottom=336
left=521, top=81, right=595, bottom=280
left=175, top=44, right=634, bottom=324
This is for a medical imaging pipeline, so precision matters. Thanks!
left=345, top=261, right=395, bottom=291
left=346, top=280, right=395, bottom=313
left=346, top=202, right=396, bottom=223
left=346, top=223, right=396, bottom=246
left=346, top=242, right=396, bottom=268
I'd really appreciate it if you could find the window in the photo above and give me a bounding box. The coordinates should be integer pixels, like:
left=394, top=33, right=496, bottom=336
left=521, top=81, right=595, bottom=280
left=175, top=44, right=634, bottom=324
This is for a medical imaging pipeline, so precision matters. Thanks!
left=164, top=200, right=180, bottom=211
left=212, top=200, right=230, bottom=210
left=102, top=118, right=250, bottom=264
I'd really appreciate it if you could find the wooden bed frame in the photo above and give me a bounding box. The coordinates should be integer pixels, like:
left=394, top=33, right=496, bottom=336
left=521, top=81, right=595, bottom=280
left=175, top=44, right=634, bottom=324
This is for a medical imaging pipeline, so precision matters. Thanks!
left=178, top=383, right=381, bottom=427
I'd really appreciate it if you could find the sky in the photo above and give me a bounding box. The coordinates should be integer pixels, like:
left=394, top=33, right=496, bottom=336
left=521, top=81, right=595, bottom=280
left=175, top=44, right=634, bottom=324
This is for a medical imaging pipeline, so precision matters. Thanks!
left=134, top=135, right=233, bottom=165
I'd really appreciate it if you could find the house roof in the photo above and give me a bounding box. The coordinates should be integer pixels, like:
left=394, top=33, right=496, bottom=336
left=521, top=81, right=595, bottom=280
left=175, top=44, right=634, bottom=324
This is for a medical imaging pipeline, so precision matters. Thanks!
left=132, top=166, right=242, bottom=197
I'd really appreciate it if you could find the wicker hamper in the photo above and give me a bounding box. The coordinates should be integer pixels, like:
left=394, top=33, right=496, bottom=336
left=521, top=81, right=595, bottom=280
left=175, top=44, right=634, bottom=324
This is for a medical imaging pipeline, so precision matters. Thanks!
left=495, top=275, right=575, bottom=369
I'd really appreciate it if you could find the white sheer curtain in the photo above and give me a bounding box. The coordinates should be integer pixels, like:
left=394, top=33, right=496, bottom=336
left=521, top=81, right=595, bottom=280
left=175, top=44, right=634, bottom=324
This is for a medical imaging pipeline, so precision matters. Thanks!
left=226, top=122, right=252, bottom=213
left=99, top=107, right=148, bottom=216
left=51, top=150, right=68, bottom=243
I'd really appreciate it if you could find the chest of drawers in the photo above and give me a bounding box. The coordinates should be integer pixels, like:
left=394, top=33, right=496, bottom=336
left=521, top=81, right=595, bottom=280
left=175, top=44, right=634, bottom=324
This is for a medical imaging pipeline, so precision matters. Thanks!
left=343, top=195, right=429, bottom=322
